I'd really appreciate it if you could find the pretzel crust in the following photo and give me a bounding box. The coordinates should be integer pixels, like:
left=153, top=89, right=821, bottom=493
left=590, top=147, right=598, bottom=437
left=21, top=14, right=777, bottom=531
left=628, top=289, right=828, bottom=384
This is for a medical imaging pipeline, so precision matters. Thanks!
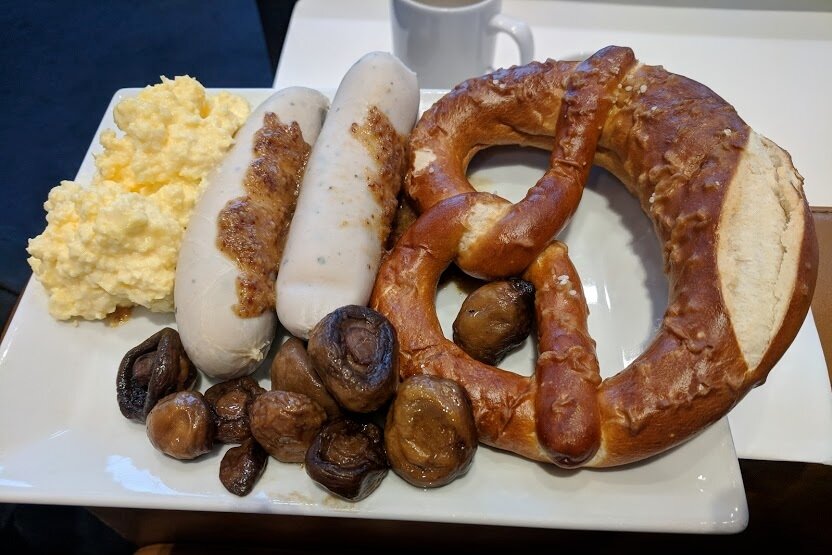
left=371, top=47, right=817, bottom=467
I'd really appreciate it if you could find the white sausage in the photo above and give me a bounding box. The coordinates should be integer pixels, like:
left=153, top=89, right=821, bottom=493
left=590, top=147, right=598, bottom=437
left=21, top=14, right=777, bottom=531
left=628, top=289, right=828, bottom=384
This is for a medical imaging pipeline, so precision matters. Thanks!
left=175, top=87, right=328, bottom=379
left=276, top=52, right=419, bottom=339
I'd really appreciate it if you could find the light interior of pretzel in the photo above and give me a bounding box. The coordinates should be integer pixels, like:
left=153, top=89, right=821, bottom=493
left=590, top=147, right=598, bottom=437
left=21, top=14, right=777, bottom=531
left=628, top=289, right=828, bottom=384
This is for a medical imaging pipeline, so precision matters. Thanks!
left=717, top=131, right=806, bottom=370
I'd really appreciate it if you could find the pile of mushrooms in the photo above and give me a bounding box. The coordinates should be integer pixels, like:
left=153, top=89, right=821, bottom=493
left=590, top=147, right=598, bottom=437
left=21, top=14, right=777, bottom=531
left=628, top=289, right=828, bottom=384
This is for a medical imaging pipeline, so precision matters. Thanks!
left=117, top=279, right=533, bottom=500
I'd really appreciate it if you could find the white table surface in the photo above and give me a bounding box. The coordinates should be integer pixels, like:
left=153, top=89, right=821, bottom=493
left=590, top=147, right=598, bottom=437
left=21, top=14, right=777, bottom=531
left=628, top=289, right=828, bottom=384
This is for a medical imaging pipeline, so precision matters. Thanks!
left=277, top=0, right=832, bottom=207
left=273, top=0, right=832, bottom=464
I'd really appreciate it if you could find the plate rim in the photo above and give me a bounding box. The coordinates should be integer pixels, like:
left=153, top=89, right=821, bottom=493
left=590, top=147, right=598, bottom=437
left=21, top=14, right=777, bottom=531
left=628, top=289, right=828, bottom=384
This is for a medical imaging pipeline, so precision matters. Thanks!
left=0, top=86, right=749, bottom=534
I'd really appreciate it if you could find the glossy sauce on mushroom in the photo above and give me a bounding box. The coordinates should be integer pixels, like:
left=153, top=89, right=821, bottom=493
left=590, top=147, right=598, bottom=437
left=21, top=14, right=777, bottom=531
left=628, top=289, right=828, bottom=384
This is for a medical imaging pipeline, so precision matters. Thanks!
left=307, top=305, right=398, bottom=413
left=248, top=390, right=326, bottom=463
left=145, top=391, right=214, bottom=460
left=385, top=375, right=478, bottom=488
left=204, top=376, right=266, bottom=444
left=305, top=418, right=388, bottom=502
left=270, top=337, right=341, bottom=420
left=452, top=278, right=535, bottom=365
left=219, top=437, right=268, bottom=496
left=116, top=327, right=196, bottom=423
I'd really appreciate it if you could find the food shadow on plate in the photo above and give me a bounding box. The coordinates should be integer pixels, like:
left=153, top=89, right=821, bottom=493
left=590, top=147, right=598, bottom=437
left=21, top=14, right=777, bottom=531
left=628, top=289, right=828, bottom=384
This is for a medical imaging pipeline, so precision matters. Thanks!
left=138, top=309, right=177, bottom=329
left=559, top=162, right=669, bottom=339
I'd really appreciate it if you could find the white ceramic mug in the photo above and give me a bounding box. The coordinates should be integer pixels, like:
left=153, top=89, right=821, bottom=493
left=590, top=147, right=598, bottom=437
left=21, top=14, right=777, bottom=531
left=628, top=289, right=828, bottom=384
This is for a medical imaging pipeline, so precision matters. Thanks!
left=391, top=0, right=534, bottom=89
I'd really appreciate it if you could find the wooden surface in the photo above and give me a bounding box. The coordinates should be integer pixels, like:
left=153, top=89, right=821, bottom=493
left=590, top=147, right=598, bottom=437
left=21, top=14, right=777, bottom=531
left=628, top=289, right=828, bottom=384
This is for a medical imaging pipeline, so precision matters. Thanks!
left=811, top=207, right=832, bottom=380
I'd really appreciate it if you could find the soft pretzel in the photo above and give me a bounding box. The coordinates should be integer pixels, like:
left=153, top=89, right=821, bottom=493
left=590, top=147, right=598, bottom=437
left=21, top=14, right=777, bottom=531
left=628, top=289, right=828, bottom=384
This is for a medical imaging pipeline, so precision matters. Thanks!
left=370, top=46, right=818, bottom=467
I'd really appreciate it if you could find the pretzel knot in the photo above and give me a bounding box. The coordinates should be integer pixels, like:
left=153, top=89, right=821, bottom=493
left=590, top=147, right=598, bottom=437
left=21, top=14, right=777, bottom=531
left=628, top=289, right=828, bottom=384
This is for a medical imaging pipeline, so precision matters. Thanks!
left=370, top=46, right=817, bottom=468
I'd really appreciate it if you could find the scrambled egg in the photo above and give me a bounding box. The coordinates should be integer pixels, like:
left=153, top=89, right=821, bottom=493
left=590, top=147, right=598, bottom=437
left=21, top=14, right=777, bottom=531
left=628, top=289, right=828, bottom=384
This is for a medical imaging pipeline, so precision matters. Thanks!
left=27, top=76, right=250, bottom=320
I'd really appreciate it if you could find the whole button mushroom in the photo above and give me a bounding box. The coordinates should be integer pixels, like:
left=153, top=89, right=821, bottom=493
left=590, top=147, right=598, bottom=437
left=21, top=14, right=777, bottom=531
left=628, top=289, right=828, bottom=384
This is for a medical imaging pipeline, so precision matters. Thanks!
left=219, top=438, right=268, bottom=497
left=204, top=376, right=266, bottom=443
left=145, top=391, right=214, bottom=460
left=117, top=328, right=197, bottom=423
left=248, top=390, right=326, bottom=463
left=385, top=375, right=478, bottom=488
left=452, top=278, right=535, bottom=365
left=305, top=418, right=388, bottom=501
left=307, top=305, right=398, bottom=413
left=270, top=337, right=341, bottom=420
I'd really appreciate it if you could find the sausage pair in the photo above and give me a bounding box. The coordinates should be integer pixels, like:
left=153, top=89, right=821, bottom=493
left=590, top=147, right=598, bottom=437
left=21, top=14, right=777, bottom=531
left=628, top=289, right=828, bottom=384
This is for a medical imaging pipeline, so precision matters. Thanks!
left=176, top=52, right=419, bottom=379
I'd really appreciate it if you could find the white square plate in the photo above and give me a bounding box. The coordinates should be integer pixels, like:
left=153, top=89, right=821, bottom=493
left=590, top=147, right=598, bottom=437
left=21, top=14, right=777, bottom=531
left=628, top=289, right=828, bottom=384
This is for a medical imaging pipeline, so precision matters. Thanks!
left=0, top=89, right=747, bottom=533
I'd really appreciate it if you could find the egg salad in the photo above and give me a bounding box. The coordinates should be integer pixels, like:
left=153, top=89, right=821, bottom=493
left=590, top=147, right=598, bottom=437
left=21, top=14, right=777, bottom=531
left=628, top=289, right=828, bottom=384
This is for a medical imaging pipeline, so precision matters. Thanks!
left=27, top=76, right=250, bottom=320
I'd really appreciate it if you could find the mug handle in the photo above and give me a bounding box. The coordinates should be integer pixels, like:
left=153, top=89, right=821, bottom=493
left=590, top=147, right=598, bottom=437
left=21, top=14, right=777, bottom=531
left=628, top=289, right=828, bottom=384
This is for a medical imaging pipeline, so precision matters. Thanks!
left=489, top=14, right=534, bottom=64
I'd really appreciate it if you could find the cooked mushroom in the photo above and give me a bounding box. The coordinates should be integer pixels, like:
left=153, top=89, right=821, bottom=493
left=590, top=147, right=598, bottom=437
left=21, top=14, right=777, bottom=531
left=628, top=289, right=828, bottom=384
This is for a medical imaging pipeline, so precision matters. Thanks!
left=204, top=376, right=266, bottom=444
left=307, top=305, right=398, bottom=413
left=305, top=418, right=388, bottom=502
left=219, top=438, right=268, bottom=496
left=248, top=391, right=326, bottom=463
left=452, top=278, right=535, bottom=365
left=145, top=391, right=214, bottom=460
left=270, top=337, right=341, bottom=420
left=117, top=328, right=197, bottom=423
left=385, top=375, right=477, bottom=488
